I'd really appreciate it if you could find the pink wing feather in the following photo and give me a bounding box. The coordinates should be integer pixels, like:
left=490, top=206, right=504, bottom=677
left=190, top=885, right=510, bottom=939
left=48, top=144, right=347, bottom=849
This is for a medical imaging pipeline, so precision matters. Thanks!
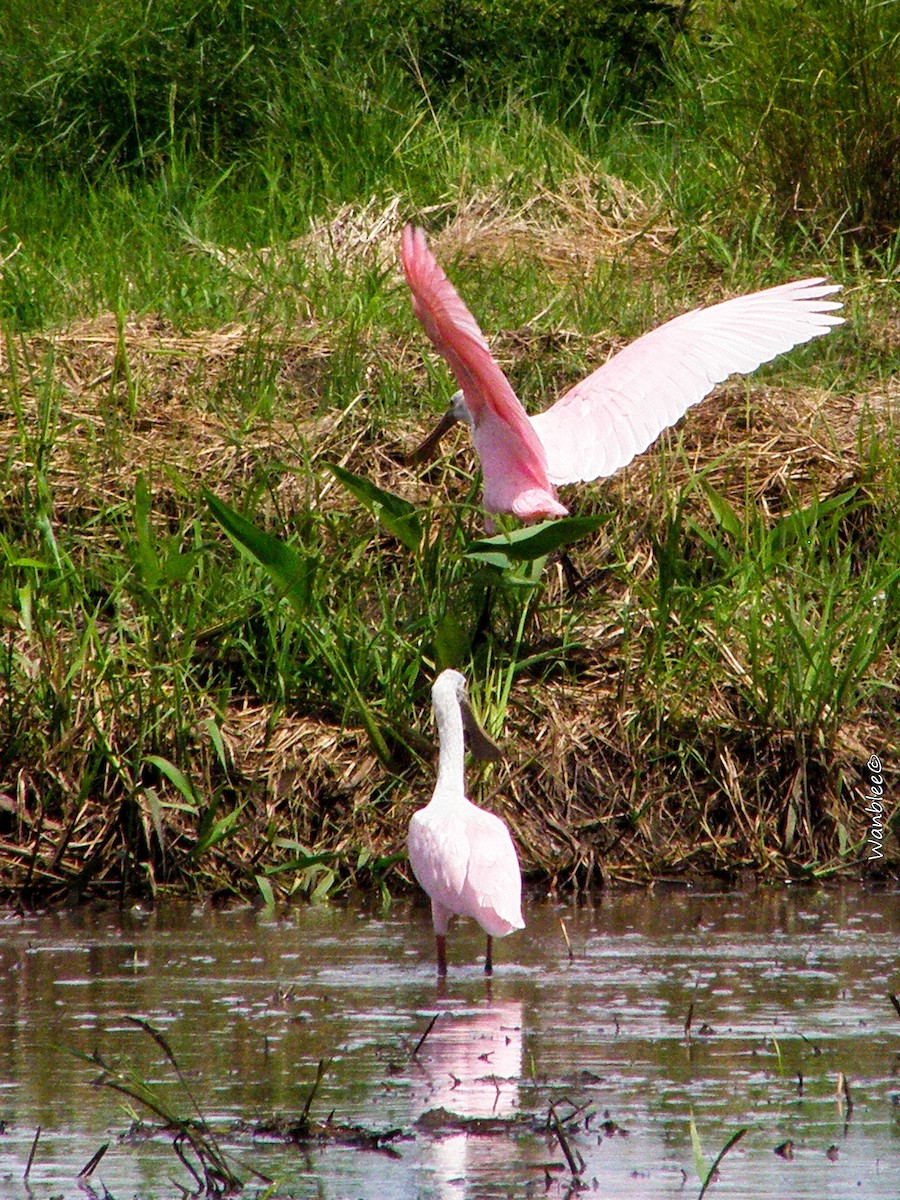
left=402, top=224, right=566, bottom=518
left=408, top=809, right=468, bottom=920
left=458, top=805, right=525, bottom=937
left=530, top=278, right=844, bottom=486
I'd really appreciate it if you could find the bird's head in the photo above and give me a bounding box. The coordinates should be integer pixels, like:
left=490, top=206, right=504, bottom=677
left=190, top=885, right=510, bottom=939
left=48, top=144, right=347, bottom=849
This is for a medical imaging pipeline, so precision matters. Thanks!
left=447, top=389, right=473, bottom=427
left=432, top=668, right=502, bottom=762
left=409, top=390, right=472, bottom=465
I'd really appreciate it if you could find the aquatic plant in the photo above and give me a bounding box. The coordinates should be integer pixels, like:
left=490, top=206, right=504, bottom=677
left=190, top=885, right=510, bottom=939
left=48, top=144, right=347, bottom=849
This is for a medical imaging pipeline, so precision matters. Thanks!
left=68, top=1017, right=248, bottom=1195
left=689, top=1114, right=748, bottom=1199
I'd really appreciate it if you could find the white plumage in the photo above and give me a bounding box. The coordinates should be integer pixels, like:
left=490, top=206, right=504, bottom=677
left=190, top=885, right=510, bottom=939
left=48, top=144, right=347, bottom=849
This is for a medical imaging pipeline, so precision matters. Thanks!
left=408, top=669, right=524, bottom=975
left=530, top=277, right=845, bottom=487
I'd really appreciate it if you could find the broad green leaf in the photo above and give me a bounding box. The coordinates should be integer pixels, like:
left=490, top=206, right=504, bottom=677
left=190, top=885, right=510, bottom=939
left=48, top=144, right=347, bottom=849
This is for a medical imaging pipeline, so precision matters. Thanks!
left=0, top=533, right=47, bottom=569
left=36, top=511, right=63, bottom=570
left=311, top=867, right=337, bottom=902
left=264, top=850, right=337, bottom=875
left=325, top=462, right=422, bottom=551
left=784, top=800, right=798, bottom=847
left=255, top=874, right=276, bottom=907
left=195, top=802, right=246, bottom=857
left=466, top=513, right=607, bottom=564
left=205, top=489, right=315, bottom=617
left=837, top=822, right=849, bottom=856
left=145, top=754, right=198, bottom=807
left=272, top=837, right=316, bottom=853
left=134, top=473, right=163, bottom=589
left=689, top=1112, right=708, bottom=1182
left=6, top=556, right=48, bottom=569
left=467, top=551, right=517, bottom=571
left=140, top=787, right=167, bottom=853
left=371, top=852, right=405, bottom=874
left=203, top=717, right=229, bottom=773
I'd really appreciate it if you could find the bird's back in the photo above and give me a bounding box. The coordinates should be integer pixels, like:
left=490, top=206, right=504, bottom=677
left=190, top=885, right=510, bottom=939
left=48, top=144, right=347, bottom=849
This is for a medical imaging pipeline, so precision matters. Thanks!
left=408, top=794, right=524, bottom=938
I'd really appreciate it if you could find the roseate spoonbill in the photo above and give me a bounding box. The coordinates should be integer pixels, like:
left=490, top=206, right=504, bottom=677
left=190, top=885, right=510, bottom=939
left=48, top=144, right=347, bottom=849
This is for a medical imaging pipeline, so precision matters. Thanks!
left=408, top=669, right=524, bottom=976
left=401, top=224, right=844, bottom=520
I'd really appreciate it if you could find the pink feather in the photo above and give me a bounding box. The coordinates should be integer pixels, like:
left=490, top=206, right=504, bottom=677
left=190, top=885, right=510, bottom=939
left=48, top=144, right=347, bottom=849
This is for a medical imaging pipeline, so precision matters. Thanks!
left=402, top=224, right=843, bottom=520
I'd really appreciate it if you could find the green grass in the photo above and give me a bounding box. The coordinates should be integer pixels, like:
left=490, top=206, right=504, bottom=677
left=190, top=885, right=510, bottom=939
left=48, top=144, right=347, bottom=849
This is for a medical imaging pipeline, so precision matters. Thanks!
left=662, top=0, right=900, bottom=255
left=0, top=0, right=897, bottom=899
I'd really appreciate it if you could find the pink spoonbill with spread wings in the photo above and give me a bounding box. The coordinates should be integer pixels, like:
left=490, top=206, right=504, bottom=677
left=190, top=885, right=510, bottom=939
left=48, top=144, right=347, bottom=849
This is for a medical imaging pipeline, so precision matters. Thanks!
left=402, top=224, right=844, bottom=521
left=408, top=669, right=524, bottom=976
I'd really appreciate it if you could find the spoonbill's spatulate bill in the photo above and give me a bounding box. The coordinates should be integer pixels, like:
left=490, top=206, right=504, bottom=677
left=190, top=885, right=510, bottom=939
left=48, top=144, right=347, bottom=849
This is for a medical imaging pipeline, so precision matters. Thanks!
left=402, top=224, right=844, bottom=521
left=408, top=669, right=524, bottom=976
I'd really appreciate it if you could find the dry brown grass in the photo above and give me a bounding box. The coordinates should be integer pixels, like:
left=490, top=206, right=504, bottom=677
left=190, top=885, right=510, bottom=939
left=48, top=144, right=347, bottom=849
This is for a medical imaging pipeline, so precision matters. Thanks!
left=423, top=173, right=673, bottom=278
left=206, top=173, right=670, bottom=281
left=3, top=315, right=890, bottom=534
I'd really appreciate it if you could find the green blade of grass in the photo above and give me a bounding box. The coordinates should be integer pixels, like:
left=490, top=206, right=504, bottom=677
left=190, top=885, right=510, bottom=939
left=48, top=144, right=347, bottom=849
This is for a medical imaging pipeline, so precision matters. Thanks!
left=689, top=1111, right=707, bottom=1182
left=697, top=1127, right=748, bottom=1200
left=144, top=754, right=199, bottom=808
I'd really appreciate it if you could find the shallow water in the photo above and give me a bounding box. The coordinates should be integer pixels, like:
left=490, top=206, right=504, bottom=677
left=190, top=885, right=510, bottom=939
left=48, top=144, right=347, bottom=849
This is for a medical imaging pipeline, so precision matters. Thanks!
left=0, top=887, right=898, bottom=1199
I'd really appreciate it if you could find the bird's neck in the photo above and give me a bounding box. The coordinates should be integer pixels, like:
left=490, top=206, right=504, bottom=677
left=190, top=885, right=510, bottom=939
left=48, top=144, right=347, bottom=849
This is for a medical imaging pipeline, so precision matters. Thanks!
left=433, top=696, right=466, bottom=801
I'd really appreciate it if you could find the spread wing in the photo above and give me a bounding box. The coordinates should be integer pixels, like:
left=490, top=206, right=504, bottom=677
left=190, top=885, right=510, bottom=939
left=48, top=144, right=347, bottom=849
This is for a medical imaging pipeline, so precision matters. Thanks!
left=401, top=224, right=560, bottom=512
left=530, top=278, right=844, bottom=486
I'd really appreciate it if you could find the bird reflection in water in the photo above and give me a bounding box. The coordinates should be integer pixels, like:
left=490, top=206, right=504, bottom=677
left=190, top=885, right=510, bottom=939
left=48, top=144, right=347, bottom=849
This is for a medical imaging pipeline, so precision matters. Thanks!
left=411, top=999, right=524, bottom=1196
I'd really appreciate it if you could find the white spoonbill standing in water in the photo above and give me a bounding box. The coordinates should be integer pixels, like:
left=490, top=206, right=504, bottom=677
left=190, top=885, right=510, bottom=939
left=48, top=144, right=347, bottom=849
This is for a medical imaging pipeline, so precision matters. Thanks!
left=408, top=669, right=524, bottom=975
left=402, top=224, right=844, bottom=521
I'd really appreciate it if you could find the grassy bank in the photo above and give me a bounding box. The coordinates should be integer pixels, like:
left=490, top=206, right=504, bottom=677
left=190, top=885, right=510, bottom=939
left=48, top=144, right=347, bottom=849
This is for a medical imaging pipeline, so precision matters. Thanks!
left=0, top=0, right=897, bottom=901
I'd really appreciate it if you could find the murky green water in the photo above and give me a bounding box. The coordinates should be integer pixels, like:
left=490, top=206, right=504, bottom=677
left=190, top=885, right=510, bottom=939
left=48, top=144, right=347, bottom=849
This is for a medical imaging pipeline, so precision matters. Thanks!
left=0, top=887, right=898, bottom=1199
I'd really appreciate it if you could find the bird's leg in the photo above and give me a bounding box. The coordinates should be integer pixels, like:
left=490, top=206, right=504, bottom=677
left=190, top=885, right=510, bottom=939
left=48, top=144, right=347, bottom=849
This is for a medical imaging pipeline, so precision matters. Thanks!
left=472, top=584, right=494, bottom=649
left=484, top=936, right=493, bottom=976
left=436, top=934, right=448, bottom=976
left=556, top=550, right=583, bottom=597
